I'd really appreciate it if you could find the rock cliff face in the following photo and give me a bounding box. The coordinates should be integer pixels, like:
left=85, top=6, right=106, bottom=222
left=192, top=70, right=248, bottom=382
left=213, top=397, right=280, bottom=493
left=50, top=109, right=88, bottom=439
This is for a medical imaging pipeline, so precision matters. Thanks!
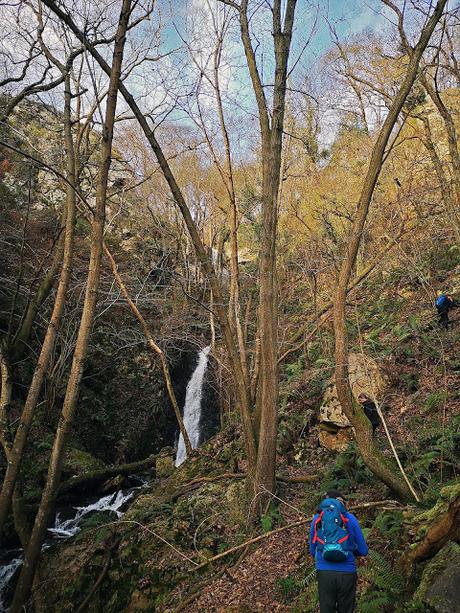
left=318, top=352, right=387, bottom=451
left=413, top=541, right=460, bottom=612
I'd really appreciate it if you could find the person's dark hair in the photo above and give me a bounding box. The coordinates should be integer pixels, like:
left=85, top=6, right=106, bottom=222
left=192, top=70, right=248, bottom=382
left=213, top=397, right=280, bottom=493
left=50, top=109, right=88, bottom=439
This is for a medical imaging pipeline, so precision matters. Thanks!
left=325, top=489, right=346, bottom=503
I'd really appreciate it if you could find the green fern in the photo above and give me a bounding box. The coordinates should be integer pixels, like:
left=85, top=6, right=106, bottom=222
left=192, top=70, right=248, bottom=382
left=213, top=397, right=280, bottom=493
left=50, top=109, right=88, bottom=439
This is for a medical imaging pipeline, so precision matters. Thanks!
left=373, top=510, right=403, bottom=546
left=357, top=550, right=405, bottom=612
left=369, top=550, right=404, bottom=593
left=358, top=594, right=391, bottom=613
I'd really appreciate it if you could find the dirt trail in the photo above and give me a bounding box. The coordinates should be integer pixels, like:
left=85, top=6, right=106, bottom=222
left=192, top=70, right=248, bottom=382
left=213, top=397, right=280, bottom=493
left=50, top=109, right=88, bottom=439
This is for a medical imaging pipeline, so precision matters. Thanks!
left=183, top=483, right=311, bottom=613
left=186, top=525, right=306, bottom=612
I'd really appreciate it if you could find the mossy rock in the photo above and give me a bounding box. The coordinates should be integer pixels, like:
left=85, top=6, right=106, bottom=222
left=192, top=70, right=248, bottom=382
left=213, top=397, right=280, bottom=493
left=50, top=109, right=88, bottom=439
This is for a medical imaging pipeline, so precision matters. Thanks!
left=412, top=541, right=460, bottom=612
left=63, top=448, right=105, bottom=477
left=225, top=480, right=248, bottom=526
left=156, top=452, right=175, bottom=479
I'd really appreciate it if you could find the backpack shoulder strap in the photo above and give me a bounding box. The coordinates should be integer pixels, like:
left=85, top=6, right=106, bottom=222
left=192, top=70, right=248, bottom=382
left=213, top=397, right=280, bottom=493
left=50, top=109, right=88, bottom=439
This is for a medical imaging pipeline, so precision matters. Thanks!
left=313, top=511, right=324, bottom=544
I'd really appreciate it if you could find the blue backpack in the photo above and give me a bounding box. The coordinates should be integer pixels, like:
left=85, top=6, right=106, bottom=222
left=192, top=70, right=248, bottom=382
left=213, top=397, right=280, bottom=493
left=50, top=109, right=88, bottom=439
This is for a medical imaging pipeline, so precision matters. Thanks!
left=436, top=295, right=448, bottom=309
left=313, top=498, right=350, bottom=562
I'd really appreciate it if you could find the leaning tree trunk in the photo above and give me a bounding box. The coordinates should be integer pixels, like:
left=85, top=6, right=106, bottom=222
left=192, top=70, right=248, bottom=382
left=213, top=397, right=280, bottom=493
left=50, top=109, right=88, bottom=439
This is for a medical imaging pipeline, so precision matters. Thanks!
left=41, top=0, right=258, bottom=479
left=10, top=229, right=65, bottom=361
left=333, top=0, right=448, bottom=501
left=0, top=73, right=76, bottom=540
left=9, top=4, right=131, bottom=609
left=403, top=491, right=460, bottom=570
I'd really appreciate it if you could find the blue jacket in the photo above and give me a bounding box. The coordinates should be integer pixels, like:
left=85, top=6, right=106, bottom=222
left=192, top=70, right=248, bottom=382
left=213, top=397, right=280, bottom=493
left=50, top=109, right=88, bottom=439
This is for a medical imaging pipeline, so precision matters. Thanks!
left=309, top=499, right=368, bottom=572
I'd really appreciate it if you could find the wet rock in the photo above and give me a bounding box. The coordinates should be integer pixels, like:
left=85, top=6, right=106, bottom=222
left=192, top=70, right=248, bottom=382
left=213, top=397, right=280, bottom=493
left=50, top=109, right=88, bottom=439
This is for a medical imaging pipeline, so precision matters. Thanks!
left=100, top=475, right=126, bottom=494
left=413, top=541, right=460, bottom=612
left=63, top=448, right=104, bottom=478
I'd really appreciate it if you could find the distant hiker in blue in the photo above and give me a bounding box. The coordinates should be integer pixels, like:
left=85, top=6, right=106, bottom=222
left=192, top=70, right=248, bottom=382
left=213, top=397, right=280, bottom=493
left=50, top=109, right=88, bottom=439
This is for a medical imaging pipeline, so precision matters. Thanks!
left=435, top=292, right=459, bottom=329
left=309, top=489, right=368, bottom=613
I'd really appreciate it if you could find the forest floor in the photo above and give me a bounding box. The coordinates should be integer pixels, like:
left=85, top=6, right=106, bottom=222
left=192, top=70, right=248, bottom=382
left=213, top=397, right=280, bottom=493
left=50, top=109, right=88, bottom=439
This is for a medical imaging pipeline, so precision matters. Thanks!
left=184, top=479, right=308, bottom=613
left=176, top=310, right=460, bottom=612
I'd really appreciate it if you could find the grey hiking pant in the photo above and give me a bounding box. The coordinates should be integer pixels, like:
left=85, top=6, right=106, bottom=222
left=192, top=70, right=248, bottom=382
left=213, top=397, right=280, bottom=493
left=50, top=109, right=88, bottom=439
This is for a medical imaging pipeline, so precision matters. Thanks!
left=317, top=570, right=357, bottom=613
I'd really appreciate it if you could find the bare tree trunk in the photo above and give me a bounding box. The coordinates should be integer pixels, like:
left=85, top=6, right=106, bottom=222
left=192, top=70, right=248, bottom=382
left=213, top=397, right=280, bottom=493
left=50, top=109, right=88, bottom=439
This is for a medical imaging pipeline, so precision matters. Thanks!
left=11, top=233, right=65, bottom=360
left=419, top=114, right=460, bottom=242
left=41, top=0, right=258, bottom=478
left=58, top=454, right=157, bottom=496
left=213, top=36, right=250, bottom=394
left=403, top=492, right=460, bottom=569
left=0, top=350, right=13, bottom=457
left=333, top=0, right=447, bottom=501
left=420, top=73, right=460, bottom=238
left=103, top=243, right=192, bottom=457
left=9, top=4, right=131, bottom=608
left=0, top=73, right=77, bottom=540
left=234, top=0, right=297, bottom=509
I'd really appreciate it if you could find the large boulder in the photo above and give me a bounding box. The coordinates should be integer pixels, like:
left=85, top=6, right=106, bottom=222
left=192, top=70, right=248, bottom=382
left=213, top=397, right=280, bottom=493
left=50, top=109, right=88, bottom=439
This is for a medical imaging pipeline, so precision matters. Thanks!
left=318, top=353, right=387, bottom=451
left=412, top=541, right=460, bottom=612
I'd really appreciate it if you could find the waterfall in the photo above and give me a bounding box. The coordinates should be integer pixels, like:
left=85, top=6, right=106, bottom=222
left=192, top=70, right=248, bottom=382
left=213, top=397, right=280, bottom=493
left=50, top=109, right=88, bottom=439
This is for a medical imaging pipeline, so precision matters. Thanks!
left=175, top=345, right=211, bottom=467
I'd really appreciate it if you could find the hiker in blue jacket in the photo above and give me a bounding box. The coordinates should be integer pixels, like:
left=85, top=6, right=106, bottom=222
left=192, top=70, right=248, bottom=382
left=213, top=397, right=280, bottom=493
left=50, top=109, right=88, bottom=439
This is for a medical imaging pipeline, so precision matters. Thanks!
left=309, top=489, right=368, bottom=613
left=435, top=292, right=459, bottom=329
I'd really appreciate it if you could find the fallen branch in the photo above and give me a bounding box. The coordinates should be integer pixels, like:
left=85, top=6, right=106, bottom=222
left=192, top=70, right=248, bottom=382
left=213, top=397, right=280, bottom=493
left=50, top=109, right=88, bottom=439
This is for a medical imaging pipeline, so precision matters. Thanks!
left=171, top=472, right=318, bottom=503
left=190, top=518, right=309, bottom=572
left=76, top=537, right=119, bottom=613
left=276, top=474, right=318, bottom=483
left=183, top=472, right=245, bottom=488
left=171, top=473, right=245, bottom=503
left=347, top=500, right=403, bottom=511
left=190, top=499, right=404, bottom=572
left=59, top=455, right=156, bottom=496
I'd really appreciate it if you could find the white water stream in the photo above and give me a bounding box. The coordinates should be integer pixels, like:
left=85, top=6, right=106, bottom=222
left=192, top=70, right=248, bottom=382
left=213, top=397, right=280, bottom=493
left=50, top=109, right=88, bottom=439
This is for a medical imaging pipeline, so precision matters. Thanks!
left=48, top=489, right=135, bottom=539
left=0, top=554, right=22, bottom=612
left=0, top=480, right=147, bottom=611
left=175, top=345, right=211, bottom=467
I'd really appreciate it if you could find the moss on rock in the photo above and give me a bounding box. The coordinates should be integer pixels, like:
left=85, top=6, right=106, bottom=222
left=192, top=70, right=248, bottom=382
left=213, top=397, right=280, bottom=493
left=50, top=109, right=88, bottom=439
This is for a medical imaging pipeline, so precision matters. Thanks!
left=63, top=447, right=105, bottom=477
left=412, top=541, right=460, bottom=612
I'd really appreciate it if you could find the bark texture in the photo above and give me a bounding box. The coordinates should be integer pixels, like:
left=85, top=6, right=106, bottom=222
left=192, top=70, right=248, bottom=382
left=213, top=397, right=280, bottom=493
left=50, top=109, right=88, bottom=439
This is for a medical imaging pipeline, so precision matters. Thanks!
left=10, top=4, right=131, bottom=608
left=235, top=0, right=297, bottom=510
left=404, top=492, right=460, bottom=568
left=0, top=73, right=76, bottom=540
left=333, top=0, right=447, bottom=501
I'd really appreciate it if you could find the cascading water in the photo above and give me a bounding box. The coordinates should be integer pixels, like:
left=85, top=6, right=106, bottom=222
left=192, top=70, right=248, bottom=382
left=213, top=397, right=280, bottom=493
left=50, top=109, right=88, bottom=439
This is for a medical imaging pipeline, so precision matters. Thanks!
left=0, top=553, right=22, bottom=612
left=0, top=479, right=147, bottom=611
left=48, top=489, right=135, bottom=539
left=175, top=345, right=211, bottom=467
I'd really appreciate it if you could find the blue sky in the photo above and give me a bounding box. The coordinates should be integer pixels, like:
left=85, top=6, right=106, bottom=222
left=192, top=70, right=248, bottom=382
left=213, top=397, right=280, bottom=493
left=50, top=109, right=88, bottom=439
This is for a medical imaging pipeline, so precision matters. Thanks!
left=121, top=0, right=393, bottom=158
